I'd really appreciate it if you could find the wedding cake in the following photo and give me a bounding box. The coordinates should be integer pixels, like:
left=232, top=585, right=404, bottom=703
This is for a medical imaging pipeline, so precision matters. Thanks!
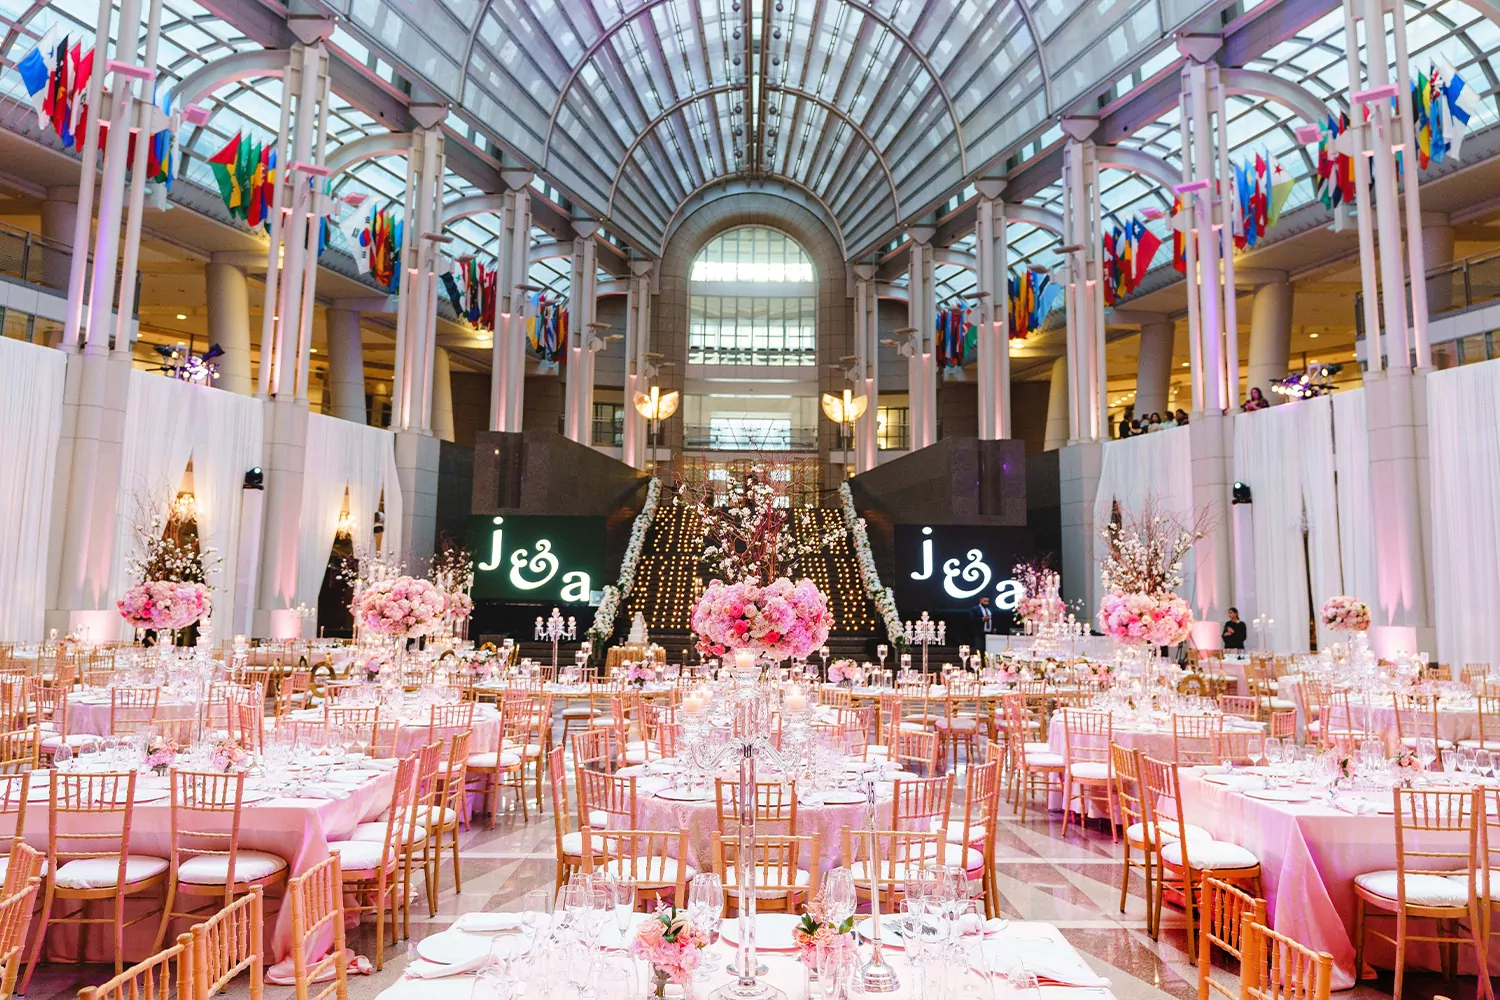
left=628, top=612, right=649, bottom=645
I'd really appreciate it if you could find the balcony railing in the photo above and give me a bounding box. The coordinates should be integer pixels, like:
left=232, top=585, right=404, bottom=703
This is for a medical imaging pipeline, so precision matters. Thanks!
left=0, top=220, right=139, bottom=319
left=683, top=424, right=819, bottom=452
left=1355, top=247, right=1500, bottom=340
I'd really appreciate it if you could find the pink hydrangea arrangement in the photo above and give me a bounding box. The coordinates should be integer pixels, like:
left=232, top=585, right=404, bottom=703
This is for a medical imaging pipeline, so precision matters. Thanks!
left=630, top=903, right=709, bottom=985
left=1085, top=661, right=1116, bottom=683
left=1392, top=746, right=1422, bottom=783
left=117, top=580, right=211, bottom=631
left=690, top=577, right=832, bottom=661
left=144, top=736, right=180, bottom=774
left=445, top=590, right=473, bottom=624
left=212, top=738, right=251, bottom=772
left=792, top=896, right=856, bottom=963
left=1098, top=591, right=1194, bottom=647
left=353, top=576, right=448, bottom=638
left=827, top=658, right=857, bottom=684
left=625, top=660, right=658, bottom=685
left=1320, top=595, right=1371, bottom=633
left=1016, top=592, right=1065, bottom=625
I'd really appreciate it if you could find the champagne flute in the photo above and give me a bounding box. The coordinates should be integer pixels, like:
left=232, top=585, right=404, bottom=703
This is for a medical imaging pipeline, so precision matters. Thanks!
left=610, top=874, right=636, bottom=947
left=687, top=872, right=724, bottom=981
left=900, top=898, right=927, bottom=996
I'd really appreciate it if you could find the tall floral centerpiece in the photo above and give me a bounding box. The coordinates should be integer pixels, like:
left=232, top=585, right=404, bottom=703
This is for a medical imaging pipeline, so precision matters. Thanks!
left=117, top=580, right=211, bottom=637
left=1097, top=500, right=1211, bottom=682
left=1013, top=556, right=1065, bottom=631
left=428, top=541, right=475, bottom=639
left=682, top=464, right=834, bottom=665
left=1320, top=595, right=1371, bottom=633
left=117, top=492, right=219, bottom=645
left=352, top=575, right=448, bottom=640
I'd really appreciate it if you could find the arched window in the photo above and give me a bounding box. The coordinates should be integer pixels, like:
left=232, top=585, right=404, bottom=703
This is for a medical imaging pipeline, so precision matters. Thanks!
left=689, top=227, right=815, bottom=366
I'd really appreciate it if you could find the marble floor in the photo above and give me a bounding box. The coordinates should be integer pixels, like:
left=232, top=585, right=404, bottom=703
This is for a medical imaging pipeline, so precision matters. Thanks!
left=19, top=778, right=1482, bottom=1000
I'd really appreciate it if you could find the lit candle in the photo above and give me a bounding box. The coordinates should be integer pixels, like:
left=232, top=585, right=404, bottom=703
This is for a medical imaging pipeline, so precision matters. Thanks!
left=784, top=687, right=806, bottom=712
left=683, top=695, right=704, bottom=714
left=734, top=649, right=755, bottom=670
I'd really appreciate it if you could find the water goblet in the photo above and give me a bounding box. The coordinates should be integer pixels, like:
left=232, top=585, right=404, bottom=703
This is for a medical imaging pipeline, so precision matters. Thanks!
left=1460, top=746, right=1478, bottom=778
left=686, top=872, right=724, bottom=980
left=1477, top=748, right=1494, bottom=780
left=821, top=867, right=857, bottom=927
left=1442, top=747, right=1458, bottom=775
left=609, top=874, right=636, bottom=947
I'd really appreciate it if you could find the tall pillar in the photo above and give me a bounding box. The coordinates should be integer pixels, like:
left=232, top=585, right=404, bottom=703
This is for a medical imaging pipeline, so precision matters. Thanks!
left=906, top=232, right=937, bottom=450
left=852, top=265, right=880, bottom=472
left=1421, top=219, right=1455, bottom=312
left=1044, top=356, right=1070, bottom=451
left=1061, top=122, right=1105, bottom=441
left=432, top=347, right=454, bottom=443
left=563, top=222, right=600, bottom=445
left=39, top=187, right=77, bottom=299
left=491, top=172, right=534, bottom=433
left=324, top=306, right=365, bottom=423
left=1245, top=281, right=1292, bottom=403
left=206, top=260, right=253, bottom=395
left=392, top=122, right=446, bottom=432
left=1135, top=320, right=1174, bottom=418
left=622, top=260, right=653, bottom=470
left=974, top=180, right=1011, bottom=440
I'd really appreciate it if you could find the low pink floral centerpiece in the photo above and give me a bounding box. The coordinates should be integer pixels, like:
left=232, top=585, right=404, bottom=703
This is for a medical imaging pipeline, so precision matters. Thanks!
left=625, top=660, right=658, bottom=685
left=827, top=658, right=857, bottom=684
left=211, top=738, right=250, bottom=772
left=630, top=903, right=709, bottom=988
left=1098, top=591, right=1194, bottom=647
left=1320, top=595, right=1371, bottom=633
left=690, top=577, right=831, bottom=661
left=353, top=576, right=448, bottom=638
left=117, top=580, right=211, bottom=632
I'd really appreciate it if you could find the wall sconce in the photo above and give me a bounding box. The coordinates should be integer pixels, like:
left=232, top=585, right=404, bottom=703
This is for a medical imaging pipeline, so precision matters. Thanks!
left=171, top=491, right=197, bottom=521
left=336, top=510, right=356, bottom=539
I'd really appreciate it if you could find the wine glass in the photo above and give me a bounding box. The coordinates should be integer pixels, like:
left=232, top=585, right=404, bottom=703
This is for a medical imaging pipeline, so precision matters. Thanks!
left=522, top=888, right=551, bottom=942
left=899, top=898, right=927, bottom=996
left=1477, top=748, right=1494, bottom=780
left=687, top=872, right=724, bottom=980
left=609, top=874, right=636, bottom=947
left=1416, top=737, right=1438, bottom=780
left=955, top=899, right=988, bottom=995
left=1460, top=747, right=1478, bottom=778
left=822, top=867, right=857, bottom=928
left=1442, top=747, right=1458, bottom=775
left=52, top=743, right=71, bottom=771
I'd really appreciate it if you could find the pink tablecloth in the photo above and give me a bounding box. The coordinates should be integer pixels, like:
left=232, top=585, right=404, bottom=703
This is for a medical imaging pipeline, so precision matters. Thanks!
left=14, top=765, right=396, bottom=964
left=285, top=704, right=503, bottom=756
left=64, top=693, right=197, bottom=736
left=1179, top=770, right=1498, bottom=989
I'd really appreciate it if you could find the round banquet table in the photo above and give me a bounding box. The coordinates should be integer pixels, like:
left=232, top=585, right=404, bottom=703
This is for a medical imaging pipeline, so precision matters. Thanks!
left=605, top=644, right=666, bottom=673
left=63, top=690, right=198, bottom=735
left=1179, top=767, right=1500, bottom=989
left=285, top=701, right=503, bottom=755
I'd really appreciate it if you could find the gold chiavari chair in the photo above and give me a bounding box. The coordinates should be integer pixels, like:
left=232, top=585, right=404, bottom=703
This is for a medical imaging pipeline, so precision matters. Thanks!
left=0, top=776, right=29, bottom=893
left=711, top=832, right=820, bottom=914
left=328, top=755, right=415, bottom=968
left=76, top=927, right=190, bottom=1000
left=0, top=843, right=41, bottom=900
left=1459, top=695, right=1500, bottom=751
left=417, top=731, right=470, bottom=916
left=1002, top=697, right=1063, bottom=822
left=0, top=874, right=38, bottom=999
left=845, top=828, right=945, bottom=910
left=571, top=727, right=619, bottom=775
left=1198, top=875, right=1267, bottom=1000
left=1217, top=695, right=1261, bottom=721
left=548, top=748, right=584, bottom=895
left=466, top=710, right=530, bottom=826
left=1267, top=708, right=1297, bottom=744
left=230, top=700, right=265, bottom=751
left=152, top=769, right=289, bottom=950
left=188, top=886, right=263, bottom=1000
left=425, top=702, right=475, bottom=745
left=578, top=768, right=640, bottom=836
left=287, top=854, right=349, bottom=1000
left=891, top=729, right=940, bottom=776
left=581, top=828, right=692, bottom=902
left=1112, top=744, right=1172, bottom=936
left=715, top=778, right=798, bottom=837
left=1060, top=709, right=1116, bottom=840
left=1392, top=691, right=1443, bottom=750
left=1353, top=787, right=1487, bottom=1000
left=1173, top=714, right=1224, bottom=765
left=0, top=680, right=31, bottom=733
left=0, top=729, right=39, bottom=774
left=109, top=685, right=161, bottom=736
left=22, top=772, right=171, bottom=990
left=946, top=758, right=1000, bottom=917
left=1239, top=920, right=1333, bottom=1000
left=1462, top=663, right=1492, bottom=687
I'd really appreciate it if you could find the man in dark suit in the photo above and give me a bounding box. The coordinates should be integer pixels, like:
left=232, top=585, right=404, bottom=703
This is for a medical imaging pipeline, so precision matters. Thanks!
left=1222, top=607, right=1248, bottom=651
left=970, top=596, right=994, bottom=649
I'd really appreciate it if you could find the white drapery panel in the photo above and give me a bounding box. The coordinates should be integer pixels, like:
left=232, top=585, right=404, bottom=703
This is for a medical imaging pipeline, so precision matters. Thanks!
left=110, top=372, right=266, bottom=638
left=0, top=339, right=65, bottom=640
left=1092, top=426, right=1197, bottom=607
left=295, top=414, right=403, bottom=610
left=190, top=389, right=263, bottom=639
left=1232, top=398, right=1342, bottom=652
left=1331, top=389, right=1379, bottom=617
left=1427, top=361, right=1500, bottom=669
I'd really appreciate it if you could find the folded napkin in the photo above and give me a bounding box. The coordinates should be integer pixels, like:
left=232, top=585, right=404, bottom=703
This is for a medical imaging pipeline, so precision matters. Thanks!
left=983, top=939, right=1111, bottom=988
left=404, top=954, right=489, bottom=979
left=1332, top=797, right=1381, bottom=815
left=454, top=913, right=523, bottom=933
left=281, top=786, right=349, bottom=801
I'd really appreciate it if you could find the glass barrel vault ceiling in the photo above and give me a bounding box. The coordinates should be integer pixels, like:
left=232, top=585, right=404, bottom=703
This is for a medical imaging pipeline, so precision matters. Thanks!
left=323, top=0, right=1222, bottom=257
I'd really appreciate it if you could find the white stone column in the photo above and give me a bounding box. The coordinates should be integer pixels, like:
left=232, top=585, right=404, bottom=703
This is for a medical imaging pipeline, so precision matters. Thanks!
left=852, top=264, right=879, bottom=472
left=323, top=305, right=365, bottom=423
left=1135, top=320, right=1174, bottom=418
left=564, top=222, right=600, bottom=445
left=974, top=180, right=1011, bottom=440
left=432, top=347, right=455, bottom=443
left=206, top=260, right=253, bottom=395
left=1061, top=123, right=1104, bottom=442
left=1245, top=281, right=1292, bottom=404
left=1044, top=356, right=1069, bottom=451
left=906, top=233, right=937, bottom=450
left=622, top=261, right=653, bottom=470
left=492, top=175, right=533, bottom=433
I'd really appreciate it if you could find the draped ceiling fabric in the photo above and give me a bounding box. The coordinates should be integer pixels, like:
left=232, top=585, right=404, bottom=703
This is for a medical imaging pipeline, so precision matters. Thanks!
left=1091, top=426, right=1197, bottom=609
left=1427, top=360, right=1500, bottom=670
left=1232, top=398, right=1342, bottom=653
left=0, top=338, right=65, bottom=641
left=294, top=413, right=404, bottom=611
left=110, top=372, right=265, bottom=639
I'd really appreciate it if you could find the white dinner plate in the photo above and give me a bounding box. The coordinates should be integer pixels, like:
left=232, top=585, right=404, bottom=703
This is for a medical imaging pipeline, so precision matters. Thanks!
left=653, top=788, right=710, bottom=802
left=1242, top=788, right=1313, bottom=803
left=819, top=791, right=867, bottom=805
left=416, top=929, right=520, bottom=966
left=718, top=913, right=803, bottom=952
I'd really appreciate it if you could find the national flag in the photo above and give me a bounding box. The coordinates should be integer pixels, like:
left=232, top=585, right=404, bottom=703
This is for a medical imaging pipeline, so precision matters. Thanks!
left=1436, top=54, right=1481, bottom=160
left=1266, top=152, right=1295, bottom=227
left=1171, top=196, right=1188, bottom=273
left=441, top=268, right=464, bottom=315
left=47, top=35, right=69, bottom=141
left=1253, top=152, right=1269, bottom=238
left=67, top=43, right=92, bottom=148
left=343, top=200, right=372, bottom=274
left=1132, top=217, right=1161, bottom=285
left=1232, top=159, right=1250, bottom=249
left=16, top=25, right=57, bottom=129
left=245, top=140, right=267, bottom=227
left=208, top=131, right=243, bottom=214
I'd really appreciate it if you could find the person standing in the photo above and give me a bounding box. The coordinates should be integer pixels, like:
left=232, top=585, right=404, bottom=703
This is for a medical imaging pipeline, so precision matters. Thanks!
left=970, top=596, right=995, bottom=650
left=1222, top=607, right=1247, bottom=651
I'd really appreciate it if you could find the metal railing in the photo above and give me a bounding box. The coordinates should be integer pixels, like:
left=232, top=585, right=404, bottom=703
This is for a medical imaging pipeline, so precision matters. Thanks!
left=683, top=424, right=820, bottom=452
left=0, top=221, right=140, bottom=319
left=1355, top=246, right=1500, bottom=337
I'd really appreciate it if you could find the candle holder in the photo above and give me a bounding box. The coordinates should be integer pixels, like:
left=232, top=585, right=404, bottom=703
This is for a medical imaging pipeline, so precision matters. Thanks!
left=902, top=612, right=945, bottom=673
left=534, top=607, right=576, bottom=672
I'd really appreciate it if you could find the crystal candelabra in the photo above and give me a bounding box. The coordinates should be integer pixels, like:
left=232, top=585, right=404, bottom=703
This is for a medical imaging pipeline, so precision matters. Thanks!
left=903, top=612, right=945, bottom=673
left=534, top=608, right=576, bottom=672
left=678, top=652, right=813, bottom=1000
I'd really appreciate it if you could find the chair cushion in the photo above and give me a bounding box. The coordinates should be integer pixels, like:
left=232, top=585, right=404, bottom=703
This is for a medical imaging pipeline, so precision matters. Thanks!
left=54, top=855, right=169, bottom=889
left=177, top=850, right=287, bottom=885
left=1125, top=821, right=1212, bottom=848
left=468, top=751, right=522, bottom=769
left=596, top=857, right=694, bottom=885
left=898, top=721, right=927, bottom=732
left=943, top=820, right=988, bottom=844
left=415, top=806, right=459, bottom=828
left=42, top=733, right=102, bottom=750
left=1068, top=761, right=1112, bottom=781
left=329, top=840, right=395, bottom=873
left=1023, top=742, right=1050, bottom=754
left=348, top=821, right=428, bottom=846
left=501, top=741, right=543, bottom=757
left=1025, top=751, right=1065, bottom=768
left=1269, top=698, right=1295, bottom=711
left=0, top=854, right=45, bottom=880
left=926, top=842, right=985, bottom=871
left=1356, top=870, right=1470, bottom=908
left=560, top=707, right=597, bottom=718
left=1456, top=739, right=1500, bottom=750
left=723, top=865, right=812, bottom=897
left=624, top=749, right=648, bottom=765
left=587, top=809, right=609, bottom=829
left=934, top=717, right=979, bottom=732
left=1159, top=839, right=1259, bottom=870
left=1447, top=872, right=1494, bottom=899
left=560, top=831, right=584, bottom=857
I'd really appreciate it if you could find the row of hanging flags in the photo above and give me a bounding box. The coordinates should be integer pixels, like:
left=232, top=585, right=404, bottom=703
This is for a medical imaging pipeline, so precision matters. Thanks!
left=527, top=297, right=567, bottom=364
left=933, top=269, right=1065, bottom=367
left=440, top=259, right=497, bottom=333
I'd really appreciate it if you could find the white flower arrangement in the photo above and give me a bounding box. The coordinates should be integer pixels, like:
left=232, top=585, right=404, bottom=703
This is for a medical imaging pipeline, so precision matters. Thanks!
left=838, top=483, right=906, bottom=648
left=587, top=477, right=662, bottom=645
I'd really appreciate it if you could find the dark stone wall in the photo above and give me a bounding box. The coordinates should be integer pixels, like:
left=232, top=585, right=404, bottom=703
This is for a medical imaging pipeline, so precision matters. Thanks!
left=522, top=374, right=564, bottom=436
left=849, top=436, right=1026, bottom=527
left=471, top=429, right=646, bottom=516
left=1026, top=447, right=1062, bottom=565
left=1011, top=382, right=1051, bottom=456
left=434, top=440, right=474, bottom=550
left=938, top=380, right=977, bottom=440
left=450, top=371, right=489, bottom=447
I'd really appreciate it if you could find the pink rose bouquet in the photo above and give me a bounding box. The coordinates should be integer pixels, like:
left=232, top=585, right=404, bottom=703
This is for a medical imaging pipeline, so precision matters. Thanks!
left=1392, top=746, right=1422, bottom=783
left=691, top=577, right=831, bottom=661
left=445, top=590, right=473, bottom=624
left=625, top=660, right=658, bottom=685
left=211, top=738, right=250, bottom=772
left=353, top=576, right=448, bottom=638
left=117, top=580, right=211, bottom=631
left=1016, top=593, right=1065, bottom=626
left=144, top=735, right=180, bottom=774
left=793, top=897, right=856, bottom=964
left=827, top=658, right=857, bottom=684
left=630, top=903, right=709, bottom=984
left=1098, top=591, right=1194, bottom=646
left=1320, top=595, right=1371, bottom=633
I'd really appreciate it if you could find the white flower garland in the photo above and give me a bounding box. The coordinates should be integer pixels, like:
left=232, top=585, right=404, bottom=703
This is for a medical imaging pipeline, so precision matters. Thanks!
left=587, top=477, right=662, bottom=645
left=838, top=483, right=906, bottom=647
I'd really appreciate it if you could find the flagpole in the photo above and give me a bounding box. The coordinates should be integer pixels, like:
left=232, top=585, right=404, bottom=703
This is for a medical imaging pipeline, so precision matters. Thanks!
left=1390, top=9, right=1431, bottom=369
left=1214, top=65, right=1241, bottom=409
left=113, top=0, right=164, bottom=357
left=63, top=0, right=112, bottom=350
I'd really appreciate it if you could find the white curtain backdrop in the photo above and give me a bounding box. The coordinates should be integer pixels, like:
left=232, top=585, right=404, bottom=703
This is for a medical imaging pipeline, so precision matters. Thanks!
left=0, top=339, right=65, bottom=640
left=1331, top=389, right=1380, bottom=615
left=1232, top=398, right=1342, bottom=652
left=295, top=414, right=403, bottom=610
left=110, top=372, right=266, bottom=638
left=1427, top=360, right=1500, bottom=669
left=1092, top=426, right=1197, bottom=607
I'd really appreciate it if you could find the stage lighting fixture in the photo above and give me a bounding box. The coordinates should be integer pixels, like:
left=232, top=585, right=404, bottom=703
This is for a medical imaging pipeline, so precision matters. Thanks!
left=1231, top=481, right=1252, bottom=505
left=244, top=467, right=264, bottom=489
